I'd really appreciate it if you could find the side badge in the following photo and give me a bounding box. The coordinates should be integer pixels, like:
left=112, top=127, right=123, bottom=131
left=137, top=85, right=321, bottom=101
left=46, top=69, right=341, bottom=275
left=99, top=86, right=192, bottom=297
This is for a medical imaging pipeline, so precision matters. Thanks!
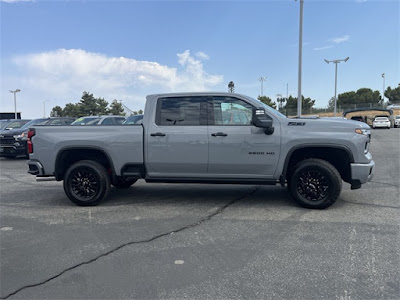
left=288, top=122, right=306, bottom=126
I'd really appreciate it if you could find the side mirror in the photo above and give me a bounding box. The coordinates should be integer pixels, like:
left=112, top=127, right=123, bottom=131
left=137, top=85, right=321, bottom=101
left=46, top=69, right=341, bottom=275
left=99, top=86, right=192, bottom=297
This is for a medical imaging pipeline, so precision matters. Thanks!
left=252, top=107, right=274, bottom=135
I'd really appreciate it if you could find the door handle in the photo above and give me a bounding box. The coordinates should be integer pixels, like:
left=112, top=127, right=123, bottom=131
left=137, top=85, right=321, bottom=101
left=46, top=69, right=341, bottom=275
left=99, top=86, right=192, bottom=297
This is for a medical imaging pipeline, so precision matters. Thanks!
left=211, top=132, right=228, bottom=137
left=150, top=132, right=166, bottom=137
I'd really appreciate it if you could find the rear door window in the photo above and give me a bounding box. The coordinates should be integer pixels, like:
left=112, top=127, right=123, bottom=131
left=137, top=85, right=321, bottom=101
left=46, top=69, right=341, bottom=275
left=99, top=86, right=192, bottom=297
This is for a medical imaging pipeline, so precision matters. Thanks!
left=156, top=97, right=207, bottom=126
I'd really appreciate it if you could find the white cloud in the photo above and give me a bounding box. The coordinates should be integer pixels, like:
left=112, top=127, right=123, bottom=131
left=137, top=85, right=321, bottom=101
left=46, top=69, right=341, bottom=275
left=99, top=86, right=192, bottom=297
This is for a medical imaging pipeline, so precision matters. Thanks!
left=355, top=0, right=367, bottom=3
left=330, top=35, right=350, bottom=44
left=195, top=51, right=210, bottom=60
left=5, top=49, right=223, bottom=117
left=313, top=45, right=334, bottom=51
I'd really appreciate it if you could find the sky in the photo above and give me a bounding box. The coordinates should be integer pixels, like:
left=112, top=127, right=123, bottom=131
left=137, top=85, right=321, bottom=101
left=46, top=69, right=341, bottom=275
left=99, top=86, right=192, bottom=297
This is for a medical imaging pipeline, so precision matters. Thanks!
left=0, top=0, right=399, bottom=118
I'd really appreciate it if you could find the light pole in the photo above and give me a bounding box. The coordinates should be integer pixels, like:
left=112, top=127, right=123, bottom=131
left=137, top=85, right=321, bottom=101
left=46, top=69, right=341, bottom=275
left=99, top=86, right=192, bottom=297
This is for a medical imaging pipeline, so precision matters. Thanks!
left=382, top=73, right=385, bottom=104
left=258, top=77, right=267, bottom=97
left=43, top=100, right=51, bottom=117
left=9, top=89, right=21, bottom=119
left=324, top=57, right=349, bottom=117
left=295, top=0, right=304, bottom=118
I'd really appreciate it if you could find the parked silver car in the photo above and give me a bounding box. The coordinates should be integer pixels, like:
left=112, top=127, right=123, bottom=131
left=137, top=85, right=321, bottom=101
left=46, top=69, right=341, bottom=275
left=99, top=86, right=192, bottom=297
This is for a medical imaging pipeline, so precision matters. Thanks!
left=71, top=115, right=126, bottom=125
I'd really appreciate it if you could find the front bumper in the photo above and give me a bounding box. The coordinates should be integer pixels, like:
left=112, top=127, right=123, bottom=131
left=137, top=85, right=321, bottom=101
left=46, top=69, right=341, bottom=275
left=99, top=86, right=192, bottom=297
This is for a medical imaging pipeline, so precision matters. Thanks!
left=351, top=160, right=375, bottom=184
left=0, top=144, right=27, bottom=157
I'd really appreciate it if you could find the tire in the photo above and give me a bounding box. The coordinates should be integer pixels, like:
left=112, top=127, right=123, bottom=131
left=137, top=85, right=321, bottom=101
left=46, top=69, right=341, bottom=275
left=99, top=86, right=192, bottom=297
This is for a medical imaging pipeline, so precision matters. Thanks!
left=63, top=160, right=110, bottom=206
left=112, top=177, right=137, bottom=189
left=288, top=159, right=342, bottom=209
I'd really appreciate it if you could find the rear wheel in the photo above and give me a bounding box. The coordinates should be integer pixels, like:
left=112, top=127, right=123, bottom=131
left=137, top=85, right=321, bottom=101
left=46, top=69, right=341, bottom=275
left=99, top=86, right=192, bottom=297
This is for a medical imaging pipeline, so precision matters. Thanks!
left=64, top=160, right=110, bottom=206
left=288, top=159, right=342, bottom=209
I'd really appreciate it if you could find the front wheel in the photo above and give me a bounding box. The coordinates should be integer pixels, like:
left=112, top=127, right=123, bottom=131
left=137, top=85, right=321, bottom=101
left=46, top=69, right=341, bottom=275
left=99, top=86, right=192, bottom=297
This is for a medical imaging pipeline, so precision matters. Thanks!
left=63, top=160, right=110, bottom=206
left=288, top=159, right=342, bottom=209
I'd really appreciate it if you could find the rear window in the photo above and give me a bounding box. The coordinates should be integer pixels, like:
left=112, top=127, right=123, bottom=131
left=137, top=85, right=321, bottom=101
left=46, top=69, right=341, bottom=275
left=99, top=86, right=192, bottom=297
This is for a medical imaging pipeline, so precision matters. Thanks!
left=156, top=97, right=205, bottom=126
left=375, top=117, right=389, bottom=121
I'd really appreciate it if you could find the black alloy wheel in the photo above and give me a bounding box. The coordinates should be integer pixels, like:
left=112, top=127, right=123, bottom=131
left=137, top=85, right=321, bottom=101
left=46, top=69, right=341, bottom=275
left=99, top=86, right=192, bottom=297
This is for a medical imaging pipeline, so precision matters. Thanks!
left=64, top=160, right=110, bottom=206
left=288, top=159, right=342, bottom=209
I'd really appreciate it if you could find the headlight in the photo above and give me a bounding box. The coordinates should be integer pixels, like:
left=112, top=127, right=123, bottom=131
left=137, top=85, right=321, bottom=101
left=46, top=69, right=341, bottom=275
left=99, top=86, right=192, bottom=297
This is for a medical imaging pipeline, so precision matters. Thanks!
left=355, top=128, right=370, bottom=136
left=13, top=132, right=28, bottom=141
left=355, top=128, right=371, bottom=154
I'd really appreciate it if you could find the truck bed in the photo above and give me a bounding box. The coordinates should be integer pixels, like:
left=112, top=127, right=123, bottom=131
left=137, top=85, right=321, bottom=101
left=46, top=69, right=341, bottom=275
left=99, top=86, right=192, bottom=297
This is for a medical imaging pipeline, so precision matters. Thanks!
left=29, top=125, right=144, bottom=177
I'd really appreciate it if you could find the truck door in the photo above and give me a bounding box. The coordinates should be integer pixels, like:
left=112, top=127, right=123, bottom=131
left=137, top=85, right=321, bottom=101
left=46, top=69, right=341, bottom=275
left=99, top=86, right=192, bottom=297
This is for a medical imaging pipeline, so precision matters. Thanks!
left=146, top=96, right=209, bottom=177
left=207, top=96, right=280, bottom=178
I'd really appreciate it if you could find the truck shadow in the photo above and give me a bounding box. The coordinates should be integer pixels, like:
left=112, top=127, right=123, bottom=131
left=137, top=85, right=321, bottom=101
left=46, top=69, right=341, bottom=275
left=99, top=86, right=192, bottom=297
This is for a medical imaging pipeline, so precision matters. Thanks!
left=102, top=183, right=297, bottom=209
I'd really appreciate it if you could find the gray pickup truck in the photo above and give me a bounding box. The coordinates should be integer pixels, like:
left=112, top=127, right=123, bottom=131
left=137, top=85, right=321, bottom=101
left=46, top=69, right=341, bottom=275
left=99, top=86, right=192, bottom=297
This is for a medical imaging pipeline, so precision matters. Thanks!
left=27, top=92, right=375, bottom=209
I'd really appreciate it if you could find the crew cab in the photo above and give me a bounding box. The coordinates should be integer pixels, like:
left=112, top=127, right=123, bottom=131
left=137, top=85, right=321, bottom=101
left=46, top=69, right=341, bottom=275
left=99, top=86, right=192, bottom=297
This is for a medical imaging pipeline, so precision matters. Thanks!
left=27, top=93, right=375, bottom=209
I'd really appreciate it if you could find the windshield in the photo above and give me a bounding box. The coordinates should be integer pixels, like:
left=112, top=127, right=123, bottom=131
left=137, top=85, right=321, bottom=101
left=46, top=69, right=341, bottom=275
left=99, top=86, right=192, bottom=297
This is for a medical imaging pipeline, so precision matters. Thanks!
left=71, top=117, right=100, bottom=125
left=396, top=116, right=400, bottom=119
left=21, top=118, right=49, bottom=129
left=0, top=120, right=10, bottom=130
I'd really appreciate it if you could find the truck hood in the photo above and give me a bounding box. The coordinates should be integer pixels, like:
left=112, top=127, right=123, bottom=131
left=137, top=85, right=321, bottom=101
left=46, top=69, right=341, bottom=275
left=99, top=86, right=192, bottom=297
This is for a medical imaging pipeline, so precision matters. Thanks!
left=0, top=127, right=28, bottom=136
left=284, top=117, right=370, bottom=130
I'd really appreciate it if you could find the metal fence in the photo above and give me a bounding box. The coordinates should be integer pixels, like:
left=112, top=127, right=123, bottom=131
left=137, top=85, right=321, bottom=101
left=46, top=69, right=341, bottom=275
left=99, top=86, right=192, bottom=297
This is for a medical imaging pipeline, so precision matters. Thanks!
left=278, top=102, right=399, bottom=117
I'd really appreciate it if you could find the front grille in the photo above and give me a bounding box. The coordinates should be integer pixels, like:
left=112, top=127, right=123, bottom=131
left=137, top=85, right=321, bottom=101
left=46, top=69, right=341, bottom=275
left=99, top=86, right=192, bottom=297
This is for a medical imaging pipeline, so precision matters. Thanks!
left=0, top=137, right=15, bottom=145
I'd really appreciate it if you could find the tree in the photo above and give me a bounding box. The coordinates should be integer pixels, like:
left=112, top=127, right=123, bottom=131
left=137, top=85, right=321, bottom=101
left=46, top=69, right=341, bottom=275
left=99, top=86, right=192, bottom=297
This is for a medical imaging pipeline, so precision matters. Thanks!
left=108, top=100, right=125, bottom=115
left=50, top=106, right=63, bottom=117
left=337, top=88, right=382, bottom=107
left=78, top=92, right=109, bottom=116
left=228, top=81, right=235, bottom=93
left=257, top=96, right=277, bottom=109
left=277, top=97, right=286, bottom=110
left=328, top=97, right=335, bottom=109
left=385, top=85, right=400, bottom=104
left=284, top=95, right=315, bottom=113
left=62, top=103, right=80, bottom=117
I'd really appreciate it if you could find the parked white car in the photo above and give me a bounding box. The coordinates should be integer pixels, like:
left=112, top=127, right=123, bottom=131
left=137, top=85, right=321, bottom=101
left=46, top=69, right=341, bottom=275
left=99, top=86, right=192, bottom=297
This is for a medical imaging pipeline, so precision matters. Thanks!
left=394, top=115, right=400, bottom=128
left=372, top=116, right=391, bottom=129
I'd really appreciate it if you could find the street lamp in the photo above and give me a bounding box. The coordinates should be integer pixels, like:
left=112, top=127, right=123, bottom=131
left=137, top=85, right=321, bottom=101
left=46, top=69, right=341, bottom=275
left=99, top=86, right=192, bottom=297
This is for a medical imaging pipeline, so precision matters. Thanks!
left=324, top=57, right=349, bottom=117
left=258, top=76, right=267, bottom=97
left=9, top=89, right=21, bottom=119
left=295, top=0, right=304, bottom=118
left=43, top=100, right=51, bottom=117
left=382, top=73, right=385, bottom=104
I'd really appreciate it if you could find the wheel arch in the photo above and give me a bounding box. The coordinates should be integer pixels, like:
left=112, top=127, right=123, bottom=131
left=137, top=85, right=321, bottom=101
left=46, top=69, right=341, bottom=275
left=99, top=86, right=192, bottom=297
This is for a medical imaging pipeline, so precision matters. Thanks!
left=55, top=146, right=115, bottom=181
left=283, top=144, right=354, bottom=183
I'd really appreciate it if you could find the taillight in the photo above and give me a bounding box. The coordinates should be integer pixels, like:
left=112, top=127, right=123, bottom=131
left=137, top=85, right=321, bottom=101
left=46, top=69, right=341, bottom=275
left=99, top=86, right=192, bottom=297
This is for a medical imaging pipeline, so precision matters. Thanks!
left=27, top=129, right=35, bottom=154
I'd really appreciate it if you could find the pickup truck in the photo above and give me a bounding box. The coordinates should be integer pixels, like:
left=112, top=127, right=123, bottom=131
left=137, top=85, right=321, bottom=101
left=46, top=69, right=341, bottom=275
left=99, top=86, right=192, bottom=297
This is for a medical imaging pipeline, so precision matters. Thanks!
left=27, top=92, right=375, bottom=209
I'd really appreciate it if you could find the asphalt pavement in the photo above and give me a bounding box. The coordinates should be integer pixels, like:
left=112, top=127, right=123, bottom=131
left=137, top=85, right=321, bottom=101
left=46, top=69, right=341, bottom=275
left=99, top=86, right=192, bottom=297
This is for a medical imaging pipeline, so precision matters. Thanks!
left=0, top=129, right=399, bottom=299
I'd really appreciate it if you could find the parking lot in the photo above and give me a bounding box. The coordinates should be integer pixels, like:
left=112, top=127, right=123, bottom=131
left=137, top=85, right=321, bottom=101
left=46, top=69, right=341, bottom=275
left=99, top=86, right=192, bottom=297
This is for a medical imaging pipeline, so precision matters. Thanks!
left=0, top=129, right=399, bottom=299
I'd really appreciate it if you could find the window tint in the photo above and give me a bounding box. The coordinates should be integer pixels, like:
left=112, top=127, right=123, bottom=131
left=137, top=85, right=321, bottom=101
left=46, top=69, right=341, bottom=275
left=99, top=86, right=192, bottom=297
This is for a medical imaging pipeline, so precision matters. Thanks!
left=157, top=97, right=204, bottom=126
left=6, top=121, right=23, bottom=129
left=102, top=118, right=114, bottom=125
left=47, top=119, right=62, bottom=125
left=63, top=119, right=75, bottom=125
left=114, top=117, right=125, bottom=124
left=212, top=97, right=253, bottom=125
